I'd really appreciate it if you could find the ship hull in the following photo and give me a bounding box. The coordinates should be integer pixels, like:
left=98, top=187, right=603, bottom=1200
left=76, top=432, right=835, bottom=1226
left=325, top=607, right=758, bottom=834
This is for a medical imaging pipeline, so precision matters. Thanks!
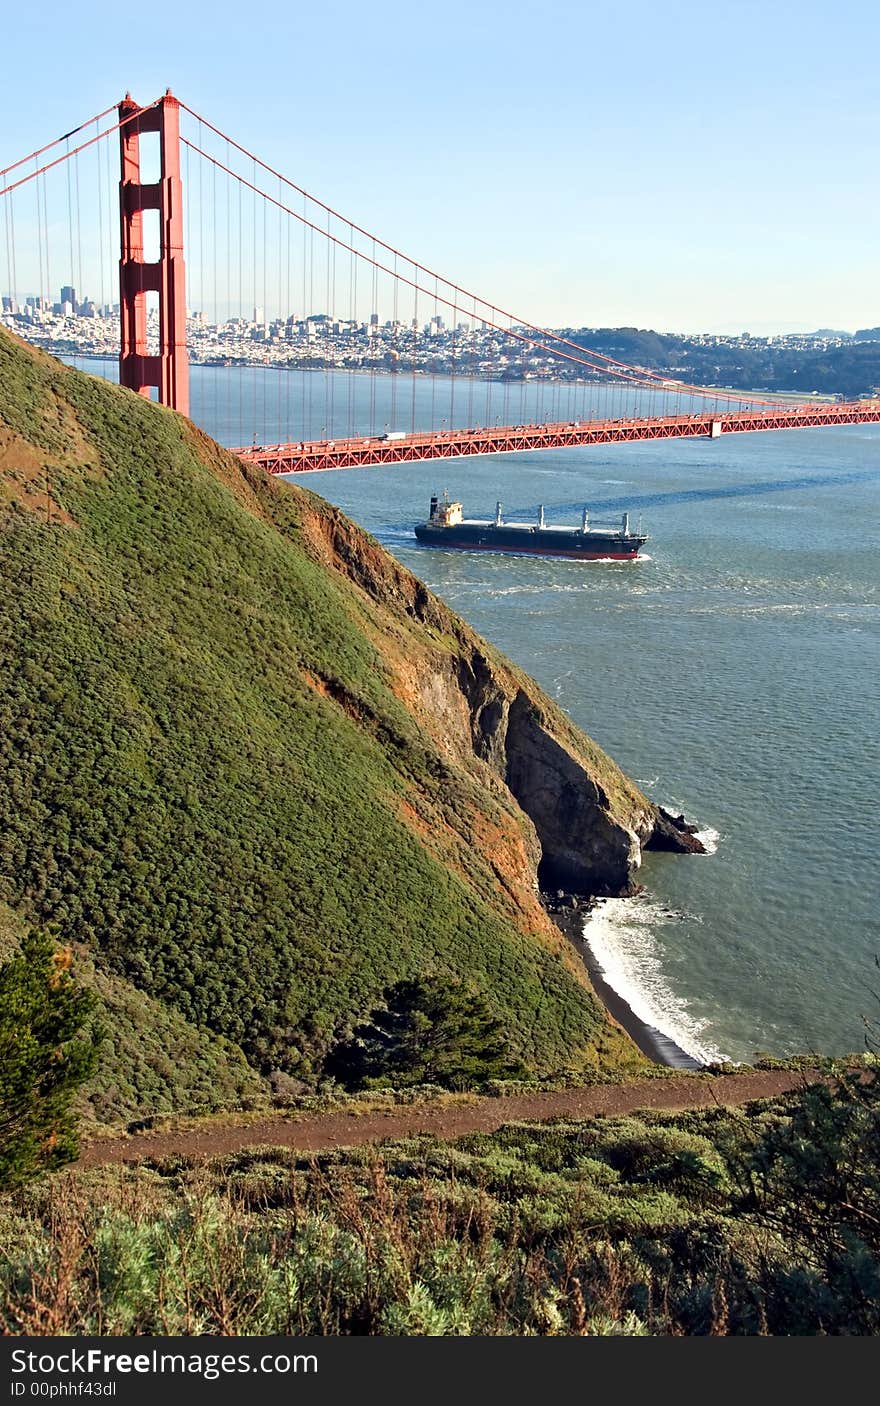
left=414, top=523, right=647, bottom=560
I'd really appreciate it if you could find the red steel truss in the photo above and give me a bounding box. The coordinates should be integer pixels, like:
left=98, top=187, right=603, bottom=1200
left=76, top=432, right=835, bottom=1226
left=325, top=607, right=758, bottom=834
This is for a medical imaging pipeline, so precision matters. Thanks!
left=235, top=401, right=880, bottom=475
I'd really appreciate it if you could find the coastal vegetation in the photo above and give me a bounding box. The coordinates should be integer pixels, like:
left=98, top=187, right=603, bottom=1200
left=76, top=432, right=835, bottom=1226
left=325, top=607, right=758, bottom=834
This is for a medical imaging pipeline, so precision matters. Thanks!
left=1, top=1069, right=877, bottom=1335
left=0, top=930, right=97, bottom=1191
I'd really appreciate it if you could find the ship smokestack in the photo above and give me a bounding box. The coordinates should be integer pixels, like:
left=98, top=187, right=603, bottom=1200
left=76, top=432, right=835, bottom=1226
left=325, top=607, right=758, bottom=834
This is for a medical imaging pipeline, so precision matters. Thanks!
left=495, top=501, right=503, bottom=526
left=538, top=504, right=545, bottom=529
left=429, top=495, right=438, bottom=520
left=621, top=512, right=630, bottom=536
left=582, top=507, right=589, bottom=533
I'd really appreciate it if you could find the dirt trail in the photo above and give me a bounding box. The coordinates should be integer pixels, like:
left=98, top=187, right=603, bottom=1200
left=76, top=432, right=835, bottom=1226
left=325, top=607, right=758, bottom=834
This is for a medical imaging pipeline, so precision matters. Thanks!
left=78, top=1069, right=815, bottom=1169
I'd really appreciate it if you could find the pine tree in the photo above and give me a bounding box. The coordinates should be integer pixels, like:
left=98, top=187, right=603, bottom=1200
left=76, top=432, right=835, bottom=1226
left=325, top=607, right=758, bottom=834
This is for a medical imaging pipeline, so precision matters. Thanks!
left=0, top=931, right=98, bottom=1190
left=326, top=977, right=526, bottom=1089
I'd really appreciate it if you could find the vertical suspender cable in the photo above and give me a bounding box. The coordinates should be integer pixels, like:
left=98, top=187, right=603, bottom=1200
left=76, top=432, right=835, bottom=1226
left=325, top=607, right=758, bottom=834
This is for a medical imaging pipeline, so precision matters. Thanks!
left=225, top=143, right=232, bottom=438
left=307, top=223, right=315, bottom=440
left=449, top=290, right=457, bottom=431
left=325, top=208, right=332, bottom=437
left=301, top=193, right=307, bottom=438
left=410, top=261, right=418, bottom=434
left=261, top=167, right=268, bottom=442
left=74, top=148, right=83, bottom=320
left=369, top=240, right=377, bottom=435
left=3, top=186, right=12, bottom=312
left=326, top=230, right=331, bottom=433
left=65, top=137, right=75, bottom=312
left=237, top=174, right=243, bottom=445
left=484, top=305, right=491, bottom=427
left=209, top=145, right=218, bottom=406
left=277, top=177, right=283, bottom=442
left=34, top=157, right=44, bottom=310
left=284, top=184, right=292, bottom=442
left=41, top=171, right=52, bottom=320
left=430, top=275, right=438, bottom=434
left=199, top=118, right=205, bottom=341
left=348, top=224, right=356, bottom=438
left=466, top=294, right=475, bottom=429
left=95, top=122, right=105, bottom=314
left=252, top=158, right=263, bottom=443
left=390, top=252, right=398, bottom=430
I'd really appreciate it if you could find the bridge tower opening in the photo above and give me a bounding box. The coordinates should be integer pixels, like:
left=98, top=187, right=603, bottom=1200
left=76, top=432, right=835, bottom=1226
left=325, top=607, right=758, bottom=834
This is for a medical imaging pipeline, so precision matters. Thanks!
left=118, top=91, right=189, bottom=416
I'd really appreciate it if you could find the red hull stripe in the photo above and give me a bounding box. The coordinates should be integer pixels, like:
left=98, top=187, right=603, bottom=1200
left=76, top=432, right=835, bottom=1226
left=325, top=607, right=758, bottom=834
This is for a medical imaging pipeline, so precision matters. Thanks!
left=416, top=541, right=641, bottom=560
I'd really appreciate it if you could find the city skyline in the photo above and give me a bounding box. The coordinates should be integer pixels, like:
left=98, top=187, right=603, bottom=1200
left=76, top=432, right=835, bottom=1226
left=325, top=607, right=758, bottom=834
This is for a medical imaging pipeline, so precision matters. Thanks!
left=1, top=0, right=878, bottom=335
left=6, top=281, right=876, bottom=349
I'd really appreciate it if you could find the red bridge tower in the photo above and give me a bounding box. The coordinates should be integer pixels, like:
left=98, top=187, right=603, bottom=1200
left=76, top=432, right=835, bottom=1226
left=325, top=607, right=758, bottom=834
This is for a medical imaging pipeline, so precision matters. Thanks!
left=118, top=91, right=189, bottom=416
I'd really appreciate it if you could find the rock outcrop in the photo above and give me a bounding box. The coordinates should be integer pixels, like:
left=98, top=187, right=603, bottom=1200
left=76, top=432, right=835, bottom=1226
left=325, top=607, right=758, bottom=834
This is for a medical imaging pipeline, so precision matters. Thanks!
left=647, top=807, right=707, bottom=855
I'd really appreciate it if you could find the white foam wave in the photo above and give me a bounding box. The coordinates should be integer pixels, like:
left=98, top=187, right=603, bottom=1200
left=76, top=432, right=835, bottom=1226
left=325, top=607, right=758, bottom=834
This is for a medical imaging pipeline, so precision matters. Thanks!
left=481, top=582, right=587, bottom=598
left=695, top=826, right=721, bottom=855
left=581, top=896, right=729, bottom=1065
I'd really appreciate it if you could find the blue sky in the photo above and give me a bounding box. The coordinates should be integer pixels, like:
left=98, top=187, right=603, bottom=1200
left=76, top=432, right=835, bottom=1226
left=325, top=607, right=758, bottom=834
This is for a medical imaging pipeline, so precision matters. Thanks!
left=3, top=0, right=878, bottom=333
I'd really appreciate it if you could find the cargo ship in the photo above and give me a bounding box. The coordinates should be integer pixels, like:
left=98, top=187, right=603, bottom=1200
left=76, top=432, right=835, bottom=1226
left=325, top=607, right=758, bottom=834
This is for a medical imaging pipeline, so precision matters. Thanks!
left=414, top=493, right=648, bottom=560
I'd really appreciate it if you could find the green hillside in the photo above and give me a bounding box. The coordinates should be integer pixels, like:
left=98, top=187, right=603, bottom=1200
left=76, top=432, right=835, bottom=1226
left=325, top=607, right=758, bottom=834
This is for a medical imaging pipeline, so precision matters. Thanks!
left=0, top=328, right=659, bottom=1114
left=0, top=900, right=265, bottom=1126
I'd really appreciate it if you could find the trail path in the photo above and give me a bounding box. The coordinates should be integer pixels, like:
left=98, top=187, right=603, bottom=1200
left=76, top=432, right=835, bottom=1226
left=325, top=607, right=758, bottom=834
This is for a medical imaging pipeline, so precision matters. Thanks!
left=78, top=1069, right=814, bottom=1168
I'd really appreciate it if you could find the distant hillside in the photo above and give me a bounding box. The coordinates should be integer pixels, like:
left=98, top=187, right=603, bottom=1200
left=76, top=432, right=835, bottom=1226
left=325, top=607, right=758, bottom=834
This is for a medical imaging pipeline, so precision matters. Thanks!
left=0, top=328, right=695, bottom=1118
left=570, top=327, right=880, bottom=397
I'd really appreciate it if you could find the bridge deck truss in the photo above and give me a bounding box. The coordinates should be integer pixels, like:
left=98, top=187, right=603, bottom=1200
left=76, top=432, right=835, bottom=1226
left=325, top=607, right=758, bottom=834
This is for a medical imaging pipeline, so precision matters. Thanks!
left=235, top=402, right=880, bottom=475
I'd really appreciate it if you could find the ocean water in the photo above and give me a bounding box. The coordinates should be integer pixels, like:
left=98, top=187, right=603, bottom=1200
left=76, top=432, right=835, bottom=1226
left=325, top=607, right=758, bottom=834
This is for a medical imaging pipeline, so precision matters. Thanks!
left=73, top=361, right=880, bottom=1063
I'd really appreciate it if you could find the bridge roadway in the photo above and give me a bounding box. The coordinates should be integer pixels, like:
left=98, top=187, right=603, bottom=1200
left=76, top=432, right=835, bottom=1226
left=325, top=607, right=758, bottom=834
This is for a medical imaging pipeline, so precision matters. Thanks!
left=235, top=400, right=880, bottom=474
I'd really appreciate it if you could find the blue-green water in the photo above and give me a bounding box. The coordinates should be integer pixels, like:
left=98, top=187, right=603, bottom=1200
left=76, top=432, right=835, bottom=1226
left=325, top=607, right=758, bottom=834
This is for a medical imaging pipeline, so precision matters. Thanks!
left=76, top=360, right=880, bottom=1062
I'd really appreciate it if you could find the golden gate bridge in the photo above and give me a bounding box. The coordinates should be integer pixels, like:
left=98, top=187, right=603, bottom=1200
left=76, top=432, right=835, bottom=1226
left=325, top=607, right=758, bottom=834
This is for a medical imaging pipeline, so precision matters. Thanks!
left=2, top=91, right=878, bottom=472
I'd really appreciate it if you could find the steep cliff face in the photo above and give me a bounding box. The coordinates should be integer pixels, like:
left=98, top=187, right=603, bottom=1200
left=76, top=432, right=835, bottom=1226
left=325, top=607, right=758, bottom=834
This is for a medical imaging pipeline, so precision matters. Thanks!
left=504, top=693, right=642, bottom=893
left=298, top=495, right=694, bottom=899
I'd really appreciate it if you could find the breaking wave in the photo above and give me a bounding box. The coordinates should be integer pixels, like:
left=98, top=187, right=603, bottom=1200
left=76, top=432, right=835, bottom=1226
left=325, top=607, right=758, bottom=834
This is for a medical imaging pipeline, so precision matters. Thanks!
left=695, top=825, right=721, bottom=855
left=582, top=896, right=729, bottom=1065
